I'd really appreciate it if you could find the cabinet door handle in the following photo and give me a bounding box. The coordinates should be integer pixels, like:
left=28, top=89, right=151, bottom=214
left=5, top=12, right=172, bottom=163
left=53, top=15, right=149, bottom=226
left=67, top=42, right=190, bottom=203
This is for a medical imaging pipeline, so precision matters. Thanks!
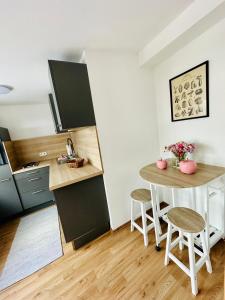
left=27, top=171, right=38, bottom=175
left=0, top=178, right=10, bottom=183
left=32, top=189, right=43, bottom=195
left=28, top=177, right=40, bottom=182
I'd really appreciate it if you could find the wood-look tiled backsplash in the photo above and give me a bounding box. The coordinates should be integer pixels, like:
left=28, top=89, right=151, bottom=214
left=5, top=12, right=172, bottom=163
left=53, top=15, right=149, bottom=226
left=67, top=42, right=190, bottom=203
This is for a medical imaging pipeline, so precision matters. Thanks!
left=70, top=126, right=103, bottom=171
left=4, top=126, right=103, bottom=172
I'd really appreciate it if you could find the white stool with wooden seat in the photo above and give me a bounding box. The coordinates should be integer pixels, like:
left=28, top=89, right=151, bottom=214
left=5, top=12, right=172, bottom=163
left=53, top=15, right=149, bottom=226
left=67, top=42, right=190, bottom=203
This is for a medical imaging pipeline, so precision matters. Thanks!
left=165, top=207, right=212, bottom=296
left=130, top=188, right=161, bottom=247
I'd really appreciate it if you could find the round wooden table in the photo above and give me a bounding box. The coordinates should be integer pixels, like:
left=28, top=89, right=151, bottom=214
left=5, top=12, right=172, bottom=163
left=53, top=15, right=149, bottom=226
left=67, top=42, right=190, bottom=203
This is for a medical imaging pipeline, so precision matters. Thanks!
left=139, top=163, right=225, bottom=250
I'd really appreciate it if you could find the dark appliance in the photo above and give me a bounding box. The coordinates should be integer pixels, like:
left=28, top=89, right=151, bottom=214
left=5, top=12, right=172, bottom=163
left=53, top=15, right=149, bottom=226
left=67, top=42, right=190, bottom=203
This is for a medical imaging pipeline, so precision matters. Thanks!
left=22, top=161, right=39, bottom=169
left=0, top=127, right=23, bottom=221
left=48, top=60, right=96, bottom=131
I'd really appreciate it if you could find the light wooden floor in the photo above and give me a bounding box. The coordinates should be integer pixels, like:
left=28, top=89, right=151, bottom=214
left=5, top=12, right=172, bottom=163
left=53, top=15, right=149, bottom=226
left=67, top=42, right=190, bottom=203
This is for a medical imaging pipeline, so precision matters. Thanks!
left=0, top=219, right=20, bottom=273
left=0, top=220, right=224, bottom=300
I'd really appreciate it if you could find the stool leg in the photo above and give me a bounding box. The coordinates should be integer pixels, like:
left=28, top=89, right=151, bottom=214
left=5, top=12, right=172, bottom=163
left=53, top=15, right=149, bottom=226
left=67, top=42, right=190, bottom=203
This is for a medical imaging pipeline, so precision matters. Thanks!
left=141, top=202, right=148, bottom=247
left=165, top=223, right=172, bottom=266
left=188, top=233, right=198, bottom=296
left=151, top=185, right=160, bottom=247
left=179, top=230, right=184, bottom=250
left=130, top=199, right=134, bottom=232
left=155, top=188, right=162, bottom=235
left=200, top=231, right=212, bottom=273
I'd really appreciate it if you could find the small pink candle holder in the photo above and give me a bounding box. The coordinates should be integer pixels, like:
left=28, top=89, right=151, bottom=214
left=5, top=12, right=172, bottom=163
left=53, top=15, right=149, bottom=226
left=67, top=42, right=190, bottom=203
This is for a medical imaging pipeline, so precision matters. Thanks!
left=156, top=159, right=167, bottom=170
left=179, top=160, right=197, bottom=174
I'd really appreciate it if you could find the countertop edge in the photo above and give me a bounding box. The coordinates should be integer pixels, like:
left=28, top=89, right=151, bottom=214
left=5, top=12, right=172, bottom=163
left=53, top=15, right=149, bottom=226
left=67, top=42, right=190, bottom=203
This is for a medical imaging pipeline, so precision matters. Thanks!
left=12, top=163, right=50, bottom=175
left=12, top=160, right=104, bottom=191
left=49, top=169, right=103, bottom=191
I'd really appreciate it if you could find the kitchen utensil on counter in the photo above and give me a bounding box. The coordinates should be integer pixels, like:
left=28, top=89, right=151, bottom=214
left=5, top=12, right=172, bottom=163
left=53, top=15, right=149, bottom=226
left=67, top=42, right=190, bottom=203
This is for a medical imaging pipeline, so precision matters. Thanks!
left=66, top=138, right=76, bottom=157
left=67, top=158, right=85, bottom=168
left=57, top=155, right=69, bottom=164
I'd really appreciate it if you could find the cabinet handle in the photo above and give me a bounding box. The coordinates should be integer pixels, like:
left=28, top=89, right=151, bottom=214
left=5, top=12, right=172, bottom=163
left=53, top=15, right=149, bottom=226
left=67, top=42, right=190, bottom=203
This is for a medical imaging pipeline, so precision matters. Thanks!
left=0, top=178, right=10, bottom=183
left=27, top=171, right=38, bottom=175
left=32, top=189, right=43, bottom=195
left=28, top=177, right=40, bottom=182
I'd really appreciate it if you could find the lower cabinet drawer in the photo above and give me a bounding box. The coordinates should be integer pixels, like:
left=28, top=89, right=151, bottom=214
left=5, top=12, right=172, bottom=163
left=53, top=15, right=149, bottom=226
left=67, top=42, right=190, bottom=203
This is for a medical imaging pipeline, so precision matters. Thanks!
left=20, top=187, right=54, bottom=209
left=14, top=167, right=49, bottom=180
left=16, top=174, right=49, bottom=194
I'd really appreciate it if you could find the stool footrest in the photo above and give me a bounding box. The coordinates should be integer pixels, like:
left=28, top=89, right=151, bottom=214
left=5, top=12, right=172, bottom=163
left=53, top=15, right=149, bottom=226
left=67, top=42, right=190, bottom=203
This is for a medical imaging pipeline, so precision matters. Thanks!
left=133, top=222, right=144, bottom=234
left=195, top=255, right=208, bottom=273
left=132, top=220, right=155, bottom=234
left=170, top=236, right=182, bottom=250
left=158, top=206, right=171, bottom=217
left=169, top=248, right=207, bottom=276
left=147, top=223, right=154, bottom=231
left=182, top=239, right=204, bottom=257
left=146, top=214, right=154, bottom=222
left=169, top=253, right=190, bottom=277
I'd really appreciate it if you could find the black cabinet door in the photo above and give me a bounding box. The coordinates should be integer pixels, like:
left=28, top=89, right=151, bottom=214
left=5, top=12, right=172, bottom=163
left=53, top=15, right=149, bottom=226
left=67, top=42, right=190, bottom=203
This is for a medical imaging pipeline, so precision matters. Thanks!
left=0, top=127, right=10, bottom=141
left=54, top=175, right=110, bottom=248
left=48, top=60, right=96, bottom=130
left=0, top=165, right=23, bottom=221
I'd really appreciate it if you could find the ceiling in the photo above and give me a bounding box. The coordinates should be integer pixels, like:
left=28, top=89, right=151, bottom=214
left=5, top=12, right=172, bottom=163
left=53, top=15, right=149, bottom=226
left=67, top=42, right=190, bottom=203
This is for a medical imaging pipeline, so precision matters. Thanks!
left=0, top=0, right=193, bottom=105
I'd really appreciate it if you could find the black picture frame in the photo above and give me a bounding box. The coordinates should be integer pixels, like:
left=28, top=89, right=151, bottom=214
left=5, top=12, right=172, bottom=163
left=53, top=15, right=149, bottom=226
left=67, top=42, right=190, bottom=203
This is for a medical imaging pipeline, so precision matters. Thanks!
left=169, top=61, right=209, bottom=122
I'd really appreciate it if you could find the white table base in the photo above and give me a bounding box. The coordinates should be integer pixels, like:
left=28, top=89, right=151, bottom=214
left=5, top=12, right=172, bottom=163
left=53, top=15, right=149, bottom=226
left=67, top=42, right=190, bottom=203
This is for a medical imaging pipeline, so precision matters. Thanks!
left=150, top=175, right=225, bottom=251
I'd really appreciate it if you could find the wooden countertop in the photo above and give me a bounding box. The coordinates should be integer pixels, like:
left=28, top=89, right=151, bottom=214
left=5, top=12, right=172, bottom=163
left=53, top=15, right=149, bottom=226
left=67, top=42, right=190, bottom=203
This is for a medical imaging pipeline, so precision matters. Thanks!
left=13, top=159, right=103, bottom=191
left=140, top=163, right=225, bottom=188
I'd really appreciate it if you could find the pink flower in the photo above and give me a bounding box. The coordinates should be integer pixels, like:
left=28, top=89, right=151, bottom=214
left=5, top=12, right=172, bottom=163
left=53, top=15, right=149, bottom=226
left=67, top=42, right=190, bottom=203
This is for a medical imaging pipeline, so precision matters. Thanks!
left=165, top=141, right=196, bottom=160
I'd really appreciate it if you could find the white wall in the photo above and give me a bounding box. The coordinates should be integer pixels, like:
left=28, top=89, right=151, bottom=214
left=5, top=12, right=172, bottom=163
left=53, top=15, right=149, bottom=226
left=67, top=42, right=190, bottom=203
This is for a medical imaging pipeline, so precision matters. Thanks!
left=152, top=17, right=225, bottom=230
left=0, top=103, right=55, bottom=140
left=153, top=17, right=225, bottom=165
left=86, top=50, right=159, bottom=229
left=139, top=0, right=225, bottom=66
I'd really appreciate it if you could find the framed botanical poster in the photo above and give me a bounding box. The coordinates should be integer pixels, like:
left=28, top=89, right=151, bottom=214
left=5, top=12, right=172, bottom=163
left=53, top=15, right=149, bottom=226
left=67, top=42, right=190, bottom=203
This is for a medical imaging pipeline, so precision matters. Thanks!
left=169, top=61, right=209, bottom=122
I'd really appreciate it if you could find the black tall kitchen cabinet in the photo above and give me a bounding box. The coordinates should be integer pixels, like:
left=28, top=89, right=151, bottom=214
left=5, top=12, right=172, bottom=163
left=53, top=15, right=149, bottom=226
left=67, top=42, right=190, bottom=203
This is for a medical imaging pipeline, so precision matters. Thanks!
left=48, top=60, right=96, bottom=131
left=48, top=59, right=110, bottom=249
left=54, top=175, right=110, bottom=249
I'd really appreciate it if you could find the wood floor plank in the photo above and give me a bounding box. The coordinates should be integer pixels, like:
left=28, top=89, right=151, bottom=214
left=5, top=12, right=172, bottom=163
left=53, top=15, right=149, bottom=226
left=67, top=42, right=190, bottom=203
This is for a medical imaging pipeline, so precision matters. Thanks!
left=0, top=219, right=20, bottom=273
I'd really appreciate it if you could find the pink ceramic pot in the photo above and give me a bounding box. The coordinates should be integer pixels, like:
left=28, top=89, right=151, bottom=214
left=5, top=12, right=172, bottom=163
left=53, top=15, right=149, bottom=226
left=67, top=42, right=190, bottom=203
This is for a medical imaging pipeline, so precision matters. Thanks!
left=179, top=160, right=197, bottom=174
left=156, top=159, right=167, bottom=170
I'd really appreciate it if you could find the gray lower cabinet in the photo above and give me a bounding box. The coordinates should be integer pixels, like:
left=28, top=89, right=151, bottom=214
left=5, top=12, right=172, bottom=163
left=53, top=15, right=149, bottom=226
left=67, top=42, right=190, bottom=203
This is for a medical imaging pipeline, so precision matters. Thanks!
left=20, top=187, right=53, bottom=209
left=14, top=167, right=54, bottom=210
left=16, top=173, right=49, bottom=194
left=0, top=165, right=23, bottom=221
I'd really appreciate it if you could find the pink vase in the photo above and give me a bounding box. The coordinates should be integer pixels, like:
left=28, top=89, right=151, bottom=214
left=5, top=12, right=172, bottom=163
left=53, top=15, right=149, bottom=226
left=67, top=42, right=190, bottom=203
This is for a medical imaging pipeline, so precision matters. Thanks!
left=179, top=160, right=197, bottom=174
left=156, top=159, right=167, bottom=170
